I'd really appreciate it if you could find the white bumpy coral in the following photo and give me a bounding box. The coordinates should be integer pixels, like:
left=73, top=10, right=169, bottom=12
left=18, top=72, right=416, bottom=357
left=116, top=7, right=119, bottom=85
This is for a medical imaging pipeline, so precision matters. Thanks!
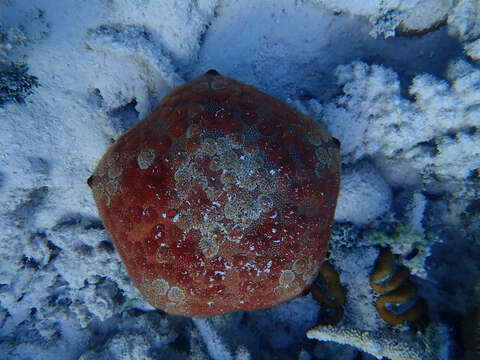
left=323, top=59, right=480, bottom=185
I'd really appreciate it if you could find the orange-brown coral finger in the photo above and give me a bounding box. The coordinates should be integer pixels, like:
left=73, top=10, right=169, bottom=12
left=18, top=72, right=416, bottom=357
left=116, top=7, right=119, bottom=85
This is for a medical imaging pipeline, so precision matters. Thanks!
left=378, top=281, right=417, bottom=305
left=370, top=247, right=428, bottom=326
left=311, top=261, right=346, bottom=308
left=376, top=296, right=428, bottom=326
left=370, top=248, right=395, bottom=283
left=376, top=282, right=427, bottom=326
left=370, top=265, right=410, bottom=294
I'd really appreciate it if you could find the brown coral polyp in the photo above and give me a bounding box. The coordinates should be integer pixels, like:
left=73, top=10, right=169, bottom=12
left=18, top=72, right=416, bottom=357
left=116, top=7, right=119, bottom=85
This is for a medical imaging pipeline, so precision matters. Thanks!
left=312, top=261, right=346, bottom=308
left=311, top=261, right=346, bottom=325
left=370, top=248, right=427, bottom=326
left=88, top=70, right=341, bottom=317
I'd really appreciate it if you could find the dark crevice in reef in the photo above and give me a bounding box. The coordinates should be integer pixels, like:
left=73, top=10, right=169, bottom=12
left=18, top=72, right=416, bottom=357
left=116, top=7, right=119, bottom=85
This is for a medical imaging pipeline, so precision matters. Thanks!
left=86, top=87, right=104, bottom=108
left=9, top=186, right=49, bottom=227
left=107, top=98, right=139, bottom=134
left=52, top=213, right=104, bottom=231
left=361, top=26, right=463, bottom=102
left=97, top=240, right=115, bottom=254
left=46, top=240, right=61, bottom=263
left=0, top=171, right=5, bottom=190
left=396, top=17, right=448, bottom=37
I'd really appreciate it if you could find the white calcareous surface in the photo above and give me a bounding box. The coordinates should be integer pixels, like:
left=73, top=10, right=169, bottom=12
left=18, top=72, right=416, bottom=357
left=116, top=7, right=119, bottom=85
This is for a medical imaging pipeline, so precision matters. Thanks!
left=334, top=162, right=392, bottom=226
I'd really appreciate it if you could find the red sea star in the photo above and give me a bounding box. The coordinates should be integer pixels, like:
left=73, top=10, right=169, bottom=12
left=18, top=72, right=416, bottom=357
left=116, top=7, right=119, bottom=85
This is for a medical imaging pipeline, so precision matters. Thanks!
left=88, top=70, right=341, bottom=316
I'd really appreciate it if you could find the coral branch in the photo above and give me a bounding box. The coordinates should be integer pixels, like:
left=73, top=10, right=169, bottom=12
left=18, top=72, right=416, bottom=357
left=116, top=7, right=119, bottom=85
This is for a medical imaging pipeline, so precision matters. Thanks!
left=307, top=325, right=426, bottom=360
left=308, top=322, right=450, bottom=360
left=192, top=318, right=234, bottom=360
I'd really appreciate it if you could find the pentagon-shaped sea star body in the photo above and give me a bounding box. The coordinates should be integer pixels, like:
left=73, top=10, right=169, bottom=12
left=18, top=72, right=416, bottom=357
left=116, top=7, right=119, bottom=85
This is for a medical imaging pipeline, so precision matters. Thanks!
left=88, top=70, right=341, bottom=316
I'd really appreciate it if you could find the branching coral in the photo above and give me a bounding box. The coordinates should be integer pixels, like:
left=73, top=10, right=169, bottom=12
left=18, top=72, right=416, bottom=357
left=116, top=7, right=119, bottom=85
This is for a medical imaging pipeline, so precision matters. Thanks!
left=370, top=248, right=427, bottom=326
left=322, top=60, right=480, bottom=225
left=306, top=322, right=449, bottom=360
left=192, top=318, right=235, bottom=360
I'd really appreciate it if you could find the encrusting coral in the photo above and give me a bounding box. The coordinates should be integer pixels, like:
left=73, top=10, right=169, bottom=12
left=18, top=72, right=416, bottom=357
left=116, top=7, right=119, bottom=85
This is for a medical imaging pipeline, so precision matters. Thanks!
left=370, top=248, right=427, bottom=326
left=310, top=261, right=346, bottom=325
left=88, top=70, right=341, bottom=317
